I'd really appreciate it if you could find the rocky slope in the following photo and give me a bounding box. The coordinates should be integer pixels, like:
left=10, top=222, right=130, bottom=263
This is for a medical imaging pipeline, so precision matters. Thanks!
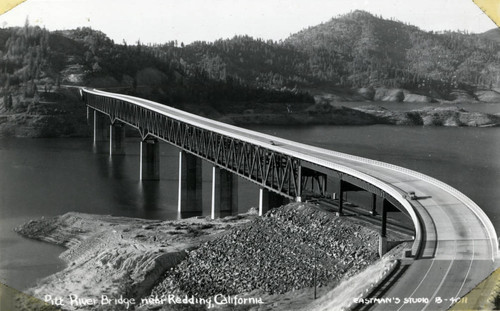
left=354, top=105, right=500, bottom=126
left=220, top=104, right=500, bottom=127
left=14, top=203, right=408, bottom=310
left=150, top=204, right=381, bottom=303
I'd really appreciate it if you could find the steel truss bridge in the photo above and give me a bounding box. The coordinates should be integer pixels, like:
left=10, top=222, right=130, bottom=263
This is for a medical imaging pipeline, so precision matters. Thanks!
left=84, top=89, right=403, bottom=207
left=81, top=88, right=498, bottom=311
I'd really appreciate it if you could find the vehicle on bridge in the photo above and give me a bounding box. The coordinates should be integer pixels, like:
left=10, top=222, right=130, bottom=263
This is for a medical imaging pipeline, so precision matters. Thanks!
left=405, top=191, right=417, bottom=200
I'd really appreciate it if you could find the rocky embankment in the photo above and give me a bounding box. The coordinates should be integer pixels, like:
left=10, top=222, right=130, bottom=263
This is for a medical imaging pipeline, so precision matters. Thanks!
left=315, top=86, right=500, bottom=104
left=220, top=87, right=500, bottom=127
left=13, top=203, right=404, bottom=311
left=151, top=204, right=379, bottom=300
left=354, top=105, right=500, bottom=126
left=223, top=104, right=500, bottom=127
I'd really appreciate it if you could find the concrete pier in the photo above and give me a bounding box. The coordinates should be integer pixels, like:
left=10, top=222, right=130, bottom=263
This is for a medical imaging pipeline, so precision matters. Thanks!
left=211, top=166, right=238, bottom=219
left=86, top=106, right=91, bottom=125
left=379, top=198, right=391, bottom=257
left=259, top=188, right=286, bottom=216
left=140, top=138, right=160, bottom=180
left=381, top=198, right=388, bottom=238
left=109, top=122, right=126, bottom=155
left=178, top=151, right=202, bottom=214
left=371, top=193, right=378, bottom=216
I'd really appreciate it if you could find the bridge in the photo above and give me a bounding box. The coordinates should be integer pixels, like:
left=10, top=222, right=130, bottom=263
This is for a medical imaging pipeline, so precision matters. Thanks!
left=81, top=88, right=499, bottom=310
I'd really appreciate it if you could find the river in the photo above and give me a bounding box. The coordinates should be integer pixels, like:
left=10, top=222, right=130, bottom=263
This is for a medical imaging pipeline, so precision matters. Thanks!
left=0, top=124, right=499, bottom=290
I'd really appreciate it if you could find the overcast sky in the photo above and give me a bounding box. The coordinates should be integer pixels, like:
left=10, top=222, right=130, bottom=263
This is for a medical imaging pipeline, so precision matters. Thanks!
left=0, top=0, right=497, bottom=45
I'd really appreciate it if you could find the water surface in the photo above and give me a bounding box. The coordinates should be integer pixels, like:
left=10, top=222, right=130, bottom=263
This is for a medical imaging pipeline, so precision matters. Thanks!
left=0, top=123, right=498, bottom=290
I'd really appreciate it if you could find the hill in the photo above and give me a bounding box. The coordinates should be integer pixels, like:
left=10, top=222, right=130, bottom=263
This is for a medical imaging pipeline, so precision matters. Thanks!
left=285, top=10, right=500, bottom=98
left=1, top=12, right=500, bottom=137
left=169, top=10, right=500, bottom=101
left=0, top=25, right=312, bottom=108
left=0, top=24, right=313, bottom=136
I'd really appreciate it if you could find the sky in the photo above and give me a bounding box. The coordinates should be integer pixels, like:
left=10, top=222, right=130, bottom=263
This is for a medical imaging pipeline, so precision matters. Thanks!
left=0, top=0, right=497, bottom=45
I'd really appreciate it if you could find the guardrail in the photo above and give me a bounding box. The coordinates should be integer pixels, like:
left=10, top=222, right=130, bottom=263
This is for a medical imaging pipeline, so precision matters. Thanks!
left=248, top=128, right=499, bottom=260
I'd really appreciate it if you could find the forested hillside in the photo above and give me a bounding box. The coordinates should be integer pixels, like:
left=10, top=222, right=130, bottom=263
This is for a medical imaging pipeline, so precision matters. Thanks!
left=285, top=10, right=500, bottom=97
left=148, top=10, right=500, bottom=101
left=1, top=11, right=499, bottom=136
left=0, top=22, right=312, bottom=114
left=2, top=11, right=500, bottom=111
left=161, top=10, right=499, bottom=100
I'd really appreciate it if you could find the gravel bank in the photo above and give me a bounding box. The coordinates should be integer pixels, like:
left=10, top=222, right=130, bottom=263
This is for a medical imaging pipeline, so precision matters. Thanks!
left=151, top=203, right=380, bottom=301
left=14, top=204, right=403, bottom=310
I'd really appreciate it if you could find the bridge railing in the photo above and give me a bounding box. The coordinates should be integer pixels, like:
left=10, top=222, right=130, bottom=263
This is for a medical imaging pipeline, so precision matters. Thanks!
left=259, top=135, right=499, bottom=259
left=342, top=153, right=498, bottom=259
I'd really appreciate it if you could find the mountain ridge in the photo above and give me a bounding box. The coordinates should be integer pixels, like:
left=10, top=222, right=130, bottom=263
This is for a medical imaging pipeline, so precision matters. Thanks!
left=1, top=11, right=499, bottom=137
left=283, top=10, right=499, bottom=96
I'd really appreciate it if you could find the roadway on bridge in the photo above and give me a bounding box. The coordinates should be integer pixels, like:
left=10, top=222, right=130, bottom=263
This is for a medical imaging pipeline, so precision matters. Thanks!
left=87, top=89, right=499, bottom=311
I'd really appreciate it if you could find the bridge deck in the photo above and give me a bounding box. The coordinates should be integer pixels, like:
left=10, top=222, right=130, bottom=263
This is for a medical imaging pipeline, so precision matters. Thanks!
left=83, top=88, right=499, bottom=311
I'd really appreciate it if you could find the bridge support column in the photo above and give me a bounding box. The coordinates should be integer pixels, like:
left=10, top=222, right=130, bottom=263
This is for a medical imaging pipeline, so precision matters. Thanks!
left=295, top=164, right=302, bottom=202
left=178, top=151, right=202, bottom=214
left=211, top=166, right=238, bottom=219
left=109, top=122, right=126, bottom=155
left=140, top=138, right=160, bottom=180
left=93, top=110, right=108, bottom=143
left=379, top=198, right=389, bottom=257
left=371, top=193, right=378, bottom=216
left=381, top=198, right=389, bottom=237
left=259, top=188, right=285, bottom=216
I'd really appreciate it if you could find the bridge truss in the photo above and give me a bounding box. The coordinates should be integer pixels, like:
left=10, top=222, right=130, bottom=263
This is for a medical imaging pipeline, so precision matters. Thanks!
left=83, top=90, right=404, bottom=210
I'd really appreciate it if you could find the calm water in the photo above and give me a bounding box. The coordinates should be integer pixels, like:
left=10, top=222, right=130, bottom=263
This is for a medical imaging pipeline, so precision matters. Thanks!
left=0, top=124, right=499, bottom=290
left=0, top=137, right=260, bottom=290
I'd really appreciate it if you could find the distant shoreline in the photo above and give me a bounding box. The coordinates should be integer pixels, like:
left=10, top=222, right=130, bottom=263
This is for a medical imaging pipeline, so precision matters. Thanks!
left=1, top=98, right=499, bottom=138
left=220, top=104, right=500, bottom=127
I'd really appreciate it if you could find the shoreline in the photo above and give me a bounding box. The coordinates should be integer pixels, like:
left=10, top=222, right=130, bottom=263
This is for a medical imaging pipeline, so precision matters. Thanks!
left=219, top=104, right=500, bottom=128
left=15, top=212, right=256, bottom=306
left=1, top=98, right=499, bottom=138
left=13, top=204, right=411, bottom=310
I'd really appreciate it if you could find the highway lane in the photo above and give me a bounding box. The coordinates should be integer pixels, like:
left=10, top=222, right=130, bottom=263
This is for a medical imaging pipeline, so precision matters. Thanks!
left=281, top=135, right=497, bottom=310
left=84, top=89, right=499, bottom=310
